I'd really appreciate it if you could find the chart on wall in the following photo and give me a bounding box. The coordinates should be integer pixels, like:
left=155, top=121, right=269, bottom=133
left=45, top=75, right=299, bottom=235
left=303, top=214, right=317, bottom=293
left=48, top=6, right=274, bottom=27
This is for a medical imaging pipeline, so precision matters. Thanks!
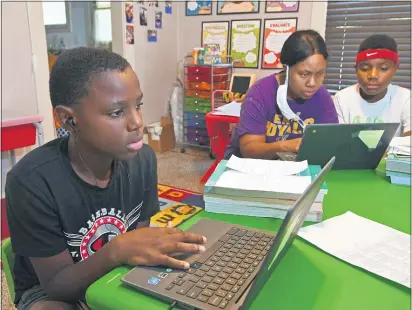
left=230, top=20, right=261, bottom=69
left=201, top=21, right=230, bottom=59
left=265, top=1, right=299, bottom=12
left=217, top=1, right=259, bottom=14
left=262, top=18, right=297, bottom=69
left=186, top=1, right=212, bottom=16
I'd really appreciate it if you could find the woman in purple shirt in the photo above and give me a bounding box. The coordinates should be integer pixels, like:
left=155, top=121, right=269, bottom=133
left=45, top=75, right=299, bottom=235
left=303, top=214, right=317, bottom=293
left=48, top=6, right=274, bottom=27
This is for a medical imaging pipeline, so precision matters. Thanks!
left=225, top=30, right=338, bottom=159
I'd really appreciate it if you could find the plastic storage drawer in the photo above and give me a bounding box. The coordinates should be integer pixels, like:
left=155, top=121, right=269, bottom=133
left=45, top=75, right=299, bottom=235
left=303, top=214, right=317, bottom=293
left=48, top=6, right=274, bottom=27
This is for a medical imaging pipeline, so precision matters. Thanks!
left=184, top=127, right=209, bottom=137
left=184, top=119, right=207, bottom=128
left=185, top=97, right=210, bottom=107
left=185, top=134, right=210, bottom=145
left=185, top=90, right=212, bottom=99
left=184, top=104, right=211, bottom=114
left=184, top=112, right=206, bottom=121
left=186, top=66, right=229, bottom=75
left=185, top=81, right=227, bottom=91
left=186, top=74, right=228, bottom=83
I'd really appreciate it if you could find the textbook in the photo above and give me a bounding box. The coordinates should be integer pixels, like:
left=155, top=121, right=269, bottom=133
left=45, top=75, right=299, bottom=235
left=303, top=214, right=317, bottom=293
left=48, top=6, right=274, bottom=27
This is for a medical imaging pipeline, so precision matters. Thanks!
left=203, top=160, right=328, bottom=222
left=204, top=160, right=327, bottom=202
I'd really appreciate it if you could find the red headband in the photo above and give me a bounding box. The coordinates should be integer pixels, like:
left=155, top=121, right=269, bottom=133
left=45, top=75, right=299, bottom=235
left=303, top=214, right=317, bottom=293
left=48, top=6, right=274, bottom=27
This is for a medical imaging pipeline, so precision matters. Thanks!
left=356, top=49, right=399, bottom=65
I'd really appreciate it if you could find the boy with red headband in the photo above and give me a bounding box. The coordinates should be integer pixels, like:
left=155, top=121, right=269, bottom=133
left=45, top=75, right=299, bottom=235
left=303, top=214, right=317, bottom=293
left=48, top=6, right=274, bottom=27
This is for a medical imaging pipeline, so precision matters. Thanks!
left=333, top=34, right=410, bottom=136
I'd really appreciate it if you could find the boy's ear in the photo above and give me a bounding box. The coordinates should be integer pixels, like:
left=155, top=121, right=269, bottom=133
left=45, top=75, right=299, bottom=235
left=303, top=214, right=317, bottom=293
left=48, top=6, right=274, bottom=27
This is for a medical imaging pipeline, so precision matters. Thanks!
left=54, top=105, right=76, bottom=132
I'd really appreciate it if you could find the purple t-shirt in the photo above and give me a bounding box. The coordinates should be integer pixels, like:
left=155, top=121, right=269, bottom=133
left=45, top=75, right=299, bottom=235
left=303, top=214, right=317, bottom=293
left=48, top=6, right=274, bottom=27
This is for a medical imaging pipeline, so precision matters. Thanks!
left=225, top=73, right=338, bottom=158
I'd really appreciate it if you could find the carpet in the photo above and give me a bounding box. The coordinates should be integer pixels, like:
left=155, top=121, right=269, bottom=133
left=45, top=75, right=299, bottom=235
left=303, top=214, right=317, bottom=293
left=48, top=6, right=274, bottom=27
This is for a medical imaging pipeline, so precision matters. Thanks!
left=151, top=184, right=204, bottom=228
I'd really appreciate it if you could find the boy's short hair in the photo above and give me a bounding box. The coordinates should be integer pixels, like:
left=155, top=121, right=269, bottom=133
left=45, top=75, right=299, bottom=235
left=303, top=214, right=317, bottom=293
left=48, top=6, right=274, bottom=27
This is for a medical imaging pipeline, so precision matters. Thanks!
left=49, top=47, right=130, bottom=108
left=358, top=34, right=398, bottom=53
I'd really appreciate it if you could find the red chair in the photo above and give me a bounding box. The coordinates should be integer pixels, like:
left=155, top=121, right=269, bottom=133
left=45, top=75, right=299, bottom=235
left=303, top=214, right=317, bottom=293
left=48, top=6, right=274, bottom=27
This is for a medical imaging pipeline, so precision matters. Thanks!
left=200, top=90, right=240, bottom=183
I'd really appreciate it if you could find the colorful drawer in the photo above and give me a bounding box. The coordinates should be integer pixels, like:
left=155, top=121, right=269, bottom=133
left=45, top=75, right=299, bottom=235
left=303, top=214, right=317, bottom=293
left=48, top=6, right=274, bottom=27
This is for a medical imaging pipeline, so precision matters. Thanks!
left=185, top=81, right=228, bottom=91
left=186, top=65, right=229, bottom=75
left=185, top=97, right=210, bottom=107
left=184, top=112, right=206, bottom=121
left=184, top=105, right=211, bottom=114
left=186, top=74, right=228, bottom=83
left=185, top=134, right=210, bottom=145
left=184, top=119, right=207, bottom=128
left=184, top=127, right=209, bottom=137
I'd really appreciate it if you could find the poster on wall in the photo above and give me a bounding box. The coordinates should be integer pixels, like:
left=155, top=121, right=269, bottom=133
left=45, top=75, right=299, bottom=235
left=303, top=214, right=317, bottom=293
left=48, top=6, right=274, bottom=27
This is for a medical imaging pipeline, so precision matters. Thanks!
left=186, top=1, right=212, bottom=16
left=148, top=1, right=158, bottom=7
left=201, top=21, right=230, bottom=59
left=217, top=1, right=259, bottom=14
left=155, top=11, right=162, bottom=29
left=229, top=19, right=261, bottom=68
left=148, top=29, right=157, bottom=42
left=126, top=25, right=135, bottom=45
left=261, top=18, right=297, bottom=69
left=165, top=1, right=172, bottom=14
left=265, top=1, right=299, bottom=13
left=125, top=3, right=134, bottom=23
left=139, top=7, right=148, bottom=26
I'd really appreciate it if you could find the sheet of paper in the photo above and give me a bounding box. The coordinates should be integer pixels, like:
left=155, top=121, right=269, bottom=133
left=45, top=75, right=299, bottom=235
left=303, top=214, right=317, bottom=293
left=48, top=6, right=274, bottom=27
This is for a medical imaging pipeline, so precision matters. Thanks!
left=298, top=212, right=410, bottom=288
left=213, top=101, right=241, bottom=117
left=227, top=155, right=308, bottom=176
left=390, top=136, right=411, bottom=148
left=215, top=170, right=311, bottom=194
left=389, top=136, right=411, bottom=156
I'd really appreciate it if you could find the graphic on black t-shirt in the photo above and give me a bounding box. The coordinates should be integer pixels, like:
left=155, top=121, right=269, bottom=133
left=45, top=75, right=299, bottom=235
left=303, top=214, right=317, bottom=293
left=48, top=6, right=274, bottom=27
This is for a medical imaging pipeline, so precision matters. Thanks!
left=64, top=201, right=142, bottom=261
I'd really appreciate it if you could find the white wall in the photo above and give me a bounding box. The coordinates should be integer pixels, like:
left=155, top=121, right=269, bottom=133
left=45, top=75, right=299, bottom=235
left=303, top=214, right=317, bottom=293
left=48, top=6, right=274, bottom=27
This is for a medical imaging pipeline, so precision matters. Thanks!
left=310, top=1, right=328, bottom=39
left=1, top=2, right=55, bottom=195
left=176, top=1, right=314, bottom=80
left=112, top=1, right=178, bottom=125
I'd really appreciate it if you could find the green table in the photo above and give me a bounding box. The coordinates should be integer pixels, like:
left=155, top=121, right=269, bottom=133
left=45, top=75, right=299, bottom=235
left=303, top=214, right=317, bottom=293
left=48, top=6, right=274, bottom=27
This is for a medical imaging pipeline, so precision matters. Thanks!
left=86, top=167, right=411, bottom=310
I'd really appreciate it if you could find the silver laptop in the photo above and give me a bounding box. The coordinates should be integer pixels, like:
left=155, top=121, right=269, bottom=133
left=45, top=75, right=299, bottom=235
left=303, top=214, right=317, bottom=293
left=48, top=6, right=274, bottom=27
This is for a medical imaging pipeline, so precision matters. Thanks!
left=278, top=123, right=399, bottom=170
left=121, top=157, right=336, bottom=310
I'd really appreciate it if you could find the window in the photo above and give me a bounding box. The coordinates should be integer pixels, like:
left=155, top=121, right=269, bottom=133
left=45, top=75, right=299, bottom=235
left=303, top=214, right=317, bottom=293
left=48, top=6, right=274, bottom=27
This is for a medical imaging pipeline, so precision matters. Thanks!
left=42, top=1, right=71, bottom=32
left=93, top=1, right=112, bottom=48
left=324, top=1, right=411, bottom=94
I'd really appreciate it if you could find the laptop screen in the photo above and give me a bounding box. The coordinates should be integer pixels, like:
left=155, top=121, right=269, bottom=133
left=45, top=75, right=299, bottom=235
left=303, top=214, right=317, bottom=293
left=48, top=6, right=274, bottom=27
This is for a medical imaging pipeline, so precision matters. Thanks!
left=231, top=76, right=251, bottom=95
left=240, top=157, right=335, bottom=309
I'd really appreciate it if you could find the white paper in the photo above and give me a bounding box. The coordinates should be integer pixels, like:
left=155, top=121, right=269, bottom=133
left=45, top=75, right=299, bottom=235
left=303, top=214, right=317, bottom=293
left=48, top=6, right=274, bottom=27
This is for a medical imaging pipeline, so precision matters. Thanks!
left=215, top=170, right=311, bottom=194
left=227, top=155, right=308, bottom=176
left=388, top=136, right=411, bottom=156
left=298, top=212, right=411, bottom=288
left=212, top=101, right=241, bottom=117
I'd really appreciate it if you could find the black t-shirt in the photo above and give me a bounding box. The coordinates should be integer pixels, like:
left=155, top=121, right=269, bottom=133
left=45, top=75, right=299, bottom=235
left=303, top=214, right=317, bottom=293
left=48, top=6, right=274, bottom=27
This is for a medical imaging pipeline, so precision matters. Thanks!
left=5, top=137, right=159, bottom=303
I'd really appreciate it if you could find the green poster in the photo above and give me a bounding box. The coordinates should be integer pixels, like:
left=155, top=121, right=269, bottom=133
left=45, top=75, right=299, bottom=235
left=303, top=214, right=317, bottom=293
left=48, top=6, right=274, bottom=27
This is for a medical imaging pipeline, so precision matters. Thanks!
left=230, top=20, right=261, bottom=68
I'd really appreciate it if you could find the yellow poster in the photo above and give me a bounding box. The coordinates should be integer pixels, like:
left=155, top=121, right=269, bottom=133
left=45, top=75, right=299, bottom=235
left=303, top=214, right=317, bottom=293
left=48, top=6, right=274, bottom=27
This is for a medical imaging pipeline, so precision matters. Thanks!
left=202, top=21, right=230, bottom=59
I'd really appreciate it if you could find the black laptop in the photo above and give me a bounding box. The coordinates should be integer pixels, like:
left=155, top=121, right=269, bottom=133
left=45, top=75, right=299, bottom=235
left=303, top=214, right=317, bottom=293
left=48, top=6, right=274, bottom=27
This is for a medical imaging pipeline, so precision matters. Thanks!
left=279, top=123, right=399, bottom=170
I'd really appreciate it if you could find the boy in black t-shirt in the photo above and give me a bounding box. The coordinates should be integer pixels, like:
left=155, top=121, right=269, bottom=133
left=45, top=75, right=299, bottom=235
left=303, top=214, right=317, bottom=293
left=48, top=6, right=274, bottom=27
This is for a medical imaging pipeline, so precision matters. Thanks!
left=6, top=48, right=207, bottom=310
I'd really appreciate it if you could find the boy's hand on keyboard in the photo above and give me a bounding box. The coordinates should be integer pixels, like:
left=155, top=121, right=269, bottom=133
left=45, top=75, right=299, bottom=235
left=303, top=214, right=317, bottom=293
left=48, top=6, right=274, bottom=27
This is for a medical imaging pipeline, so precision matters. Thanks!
left=110, top=227, right=207, bottom=269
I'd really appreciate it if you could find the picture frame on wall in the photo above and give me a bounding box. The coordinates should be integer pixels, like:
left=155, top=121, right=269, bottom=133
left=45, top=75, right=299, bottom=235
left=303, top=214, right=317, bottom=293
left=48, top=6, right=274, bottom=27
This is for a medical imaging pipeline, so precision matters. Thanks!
left=229, top=19, right=261, bottom=69
left=265, top=1, right=299, bottom=13
left=186, top=1, right=212, bottom=16
left=261, top=18, right=298, bottom=69
left=217, top=1, right=260, bottom=15
left=201, top=21, right=230, bottom=59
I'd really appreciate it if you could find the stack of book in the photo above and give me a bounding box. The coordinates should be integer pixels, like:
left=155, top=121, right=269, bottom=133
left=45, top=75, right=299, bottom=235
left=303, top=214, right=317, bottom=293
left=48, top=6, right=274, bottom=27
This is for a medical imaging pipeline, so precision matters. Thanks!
left=386, top=137, right=411, bottom=186
left=203, top=159, right=328, bottom=222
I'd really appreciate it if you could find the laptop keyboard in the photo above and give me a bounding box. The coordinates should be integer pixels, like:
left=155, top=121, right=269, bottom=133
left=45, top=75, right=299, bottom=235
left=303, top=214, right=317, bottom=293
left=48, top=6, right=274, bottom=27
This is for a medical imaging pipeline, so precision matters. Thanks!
left=165, top=227, right=274, bottom=309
